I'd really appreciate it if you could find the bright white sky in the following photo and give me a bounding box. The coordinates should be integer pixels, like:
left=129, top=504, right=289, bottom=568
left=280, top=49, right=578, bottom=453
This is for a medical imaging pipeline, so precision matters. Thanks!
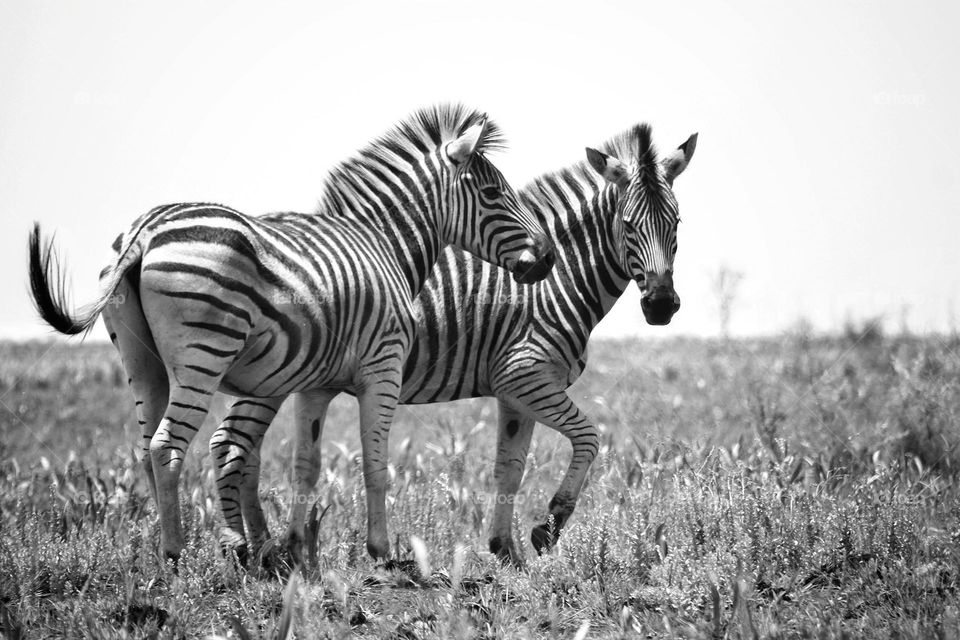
left=1, top=0, right=957, bottom=339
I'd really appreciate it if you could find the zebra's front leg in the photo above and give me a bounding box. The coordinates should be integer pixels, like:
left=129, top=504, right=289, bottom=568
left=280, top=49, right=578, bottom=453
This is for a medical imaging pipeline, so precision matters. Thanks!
left=499, top=382, right=598, bottom=555
left=488, top=400, right=535, bottom=566
left=357, top=370, right=402, bottom=561
left=209, top=397, right=283, bottom=564
left=282, top=389, right=337, bottom=564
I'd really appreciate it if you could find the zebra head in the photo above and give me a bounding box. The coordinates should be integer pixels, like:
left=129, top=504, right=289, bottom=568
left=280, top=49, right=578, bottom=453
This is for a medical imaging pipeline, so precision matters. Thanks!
left=443, top=118, right=555, bottom=284
left=586, top=128, right=697, bottom=325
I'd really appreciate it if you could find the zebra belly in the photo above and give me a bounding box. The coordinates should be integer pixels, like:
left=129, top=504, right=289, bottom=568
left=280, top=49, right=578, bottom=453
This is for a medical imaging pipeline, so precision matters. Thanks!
left=220, top=325, right=358, bottom=397
left=398, top=321, right=501, bottom=404
left=400, top=372, right=492, bottom=404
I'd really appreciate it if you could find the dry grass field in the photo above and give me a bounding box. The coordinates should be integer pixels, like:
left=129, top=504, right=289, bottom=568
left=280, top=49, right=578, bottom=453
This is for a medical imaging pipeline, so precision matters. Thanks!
left=1, top=328, right=959, bottom=638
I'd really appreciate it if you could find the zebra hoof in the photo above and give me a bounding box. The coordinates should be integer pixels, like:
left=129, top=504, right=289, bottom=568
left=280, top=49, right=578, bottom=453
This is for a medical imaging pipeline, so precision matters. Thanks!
left=254, top=539, right=286, bottom=575
left=489, top=536, right=524, bottom=568
left=530, top=524, right=557, bottom=555
left=162, top=548, right=182, bottom=570
left=220, top=542, right=249, bottom=567
left=366, top=539, right=390, bottom=561
left=219, top=529, right=250, bottom=566
left=489, top=535, right=509, bottom=558
left=281, top=532, right=305, bottom=568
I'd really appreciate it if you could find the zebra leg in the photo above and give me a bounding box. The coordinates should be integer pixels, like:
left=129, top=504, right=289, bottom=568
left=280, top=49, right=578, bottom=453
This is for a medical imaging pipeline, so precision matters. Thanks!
left=150, top=378, right=223, bottom=562
left=209, top=397, right=282, bottom=563
left=499, top=383, right=598, bottom=554
left=238, top=406, right=281, bottom=556
left=357, top=376, right=401, bottom=561
left=488, top=400, right=535, bottom=566
left=283, top=389, right=336, bottom=564
left=102, top=278, right=168, bottom=507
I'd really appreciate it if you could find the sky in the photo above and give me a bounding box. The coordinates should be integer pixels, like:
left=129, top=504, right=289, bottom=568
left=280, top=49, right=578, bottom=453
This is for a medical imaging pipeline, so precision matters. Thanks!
left=1, top=0, right=957, bottom=340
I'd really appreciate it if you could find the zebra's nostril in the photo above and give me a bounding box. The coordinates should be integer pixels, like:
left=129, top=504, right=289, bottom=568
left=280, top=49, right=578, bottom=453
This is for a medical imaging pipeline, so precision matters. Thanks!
left=517, top=248, right=536, bottom=264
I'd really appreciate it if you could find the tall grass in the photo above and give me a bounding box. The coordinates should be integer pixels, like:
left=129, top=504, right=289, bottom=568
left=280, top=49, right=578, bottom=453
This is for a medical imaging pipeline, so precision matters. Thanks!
left=0, top=334, right=958, bottom=638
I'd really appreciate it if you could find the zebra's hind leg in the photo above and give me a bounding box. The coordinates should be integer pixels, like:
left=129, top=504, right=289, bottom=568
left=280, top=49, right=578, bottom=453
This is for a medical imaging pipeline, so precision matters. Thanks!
left=239, top=405, right=281, bottom=557
left=282, top=390, right=337, bottom=565
left=209, top=397, right=283, bottom=564
left=488, top=400, right=535, bottom=567
left=150, top=372, right=225, bottom=562
left=102, top=277, right=168, bottom=508
left=498, top=382, right=598, bottom=555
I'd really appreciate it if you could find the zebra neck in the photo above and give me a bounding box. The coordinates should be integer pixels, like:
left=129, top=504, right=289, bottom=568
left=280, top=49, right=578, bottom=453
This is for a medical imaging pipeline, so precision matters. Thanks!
left=372, top=207, right=442, bottom=296
left=534, top=187, right=630, bottom=355
left=322, top=156, right=444, bottom=297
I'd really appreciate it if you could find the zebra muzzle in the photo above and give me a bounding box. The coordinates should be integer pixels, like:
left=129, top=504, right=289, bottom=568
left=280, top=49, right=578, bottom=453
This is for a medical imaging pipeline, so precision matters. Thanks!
left=641, top=289, right=680, bottom=325
left=512, top=237, right=555, bottom=284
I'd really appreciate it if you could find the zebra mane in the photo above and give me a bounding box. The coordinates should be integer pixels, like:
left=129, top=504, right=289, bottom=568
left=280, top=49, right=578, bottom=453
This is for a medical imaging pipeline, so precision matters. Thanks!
left=388, top=103, right=507, bottom=155
left=317, top=104, right=506, bottom=215
left=527, top=123, right=662, bottom=199
left=521, top=123, right=668, bottom=230
left=598, top=123, right=660, bottom=191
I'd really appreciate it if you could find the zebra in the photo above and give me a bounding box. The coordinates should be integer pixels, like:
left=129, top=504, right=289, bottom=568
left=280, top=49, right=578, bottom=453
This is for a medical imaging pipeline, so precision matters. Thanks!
left=209, top=123, right=697, bottom=565
left=27, top=104, right=556, bottom=562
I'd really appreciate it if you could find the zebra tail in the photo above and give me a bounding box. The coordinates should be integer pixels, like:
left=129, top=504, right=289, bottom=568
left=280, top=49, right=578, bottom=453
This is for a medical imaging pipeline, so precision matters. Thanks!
left=28, top=222, right=145, bottom=336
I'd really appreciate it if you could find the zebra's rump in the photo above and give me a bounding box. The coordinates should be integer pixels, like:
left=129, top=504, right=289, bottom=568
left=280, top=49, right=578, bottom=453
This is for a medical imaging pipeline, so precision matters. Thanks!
left=127, top=203, right=408, bottom=397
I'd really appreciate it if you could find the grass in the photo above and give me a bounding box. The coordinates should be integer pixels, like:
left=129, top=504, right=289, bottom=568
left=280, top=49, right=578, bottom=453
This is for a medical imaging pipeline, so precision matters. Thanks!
left=0, top=331, right=959, bottom=638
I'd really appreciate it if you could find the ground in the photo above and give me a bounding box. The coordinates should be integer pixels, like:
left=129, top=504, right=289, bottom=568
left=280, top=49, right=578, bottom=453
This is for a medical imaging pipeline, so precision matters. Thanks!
left=0, top=329, right=958, bottom=639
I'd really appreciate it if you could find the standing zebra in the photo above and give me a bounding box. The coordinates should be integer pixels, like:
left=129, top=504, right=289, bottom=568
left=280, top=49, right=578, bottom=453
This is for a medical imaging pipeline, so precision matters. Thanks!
left=27, top=105, right=555, bottom=562
left=212, top=123, right=697, bottom=564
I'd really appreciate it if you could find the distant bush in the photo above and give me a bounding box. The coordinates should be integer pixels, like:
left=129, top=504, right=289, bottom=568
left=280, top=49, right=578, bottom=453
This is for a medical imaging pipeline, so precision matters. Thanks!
left=843, top=316, right=885, bottom=347
left=888, top=344, right=960, bottom=473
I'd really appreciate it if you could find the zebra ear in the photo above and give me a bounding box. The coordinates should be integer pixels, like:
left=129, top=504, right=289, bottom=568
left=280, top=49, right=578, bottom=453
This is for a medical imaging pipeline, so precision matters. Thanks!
left=446, top=118, right=488, bottom=165
left=661, top=133, right=698, bottom=186
left=586, top=148, right=630, bottom=188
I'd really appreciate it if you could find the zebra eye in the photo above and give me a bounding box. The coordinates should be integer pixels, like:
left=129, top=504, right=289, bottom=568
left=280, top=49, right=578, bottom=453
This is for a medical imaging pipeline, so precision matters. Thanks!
left=481, top=187, right=501, bottom=200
